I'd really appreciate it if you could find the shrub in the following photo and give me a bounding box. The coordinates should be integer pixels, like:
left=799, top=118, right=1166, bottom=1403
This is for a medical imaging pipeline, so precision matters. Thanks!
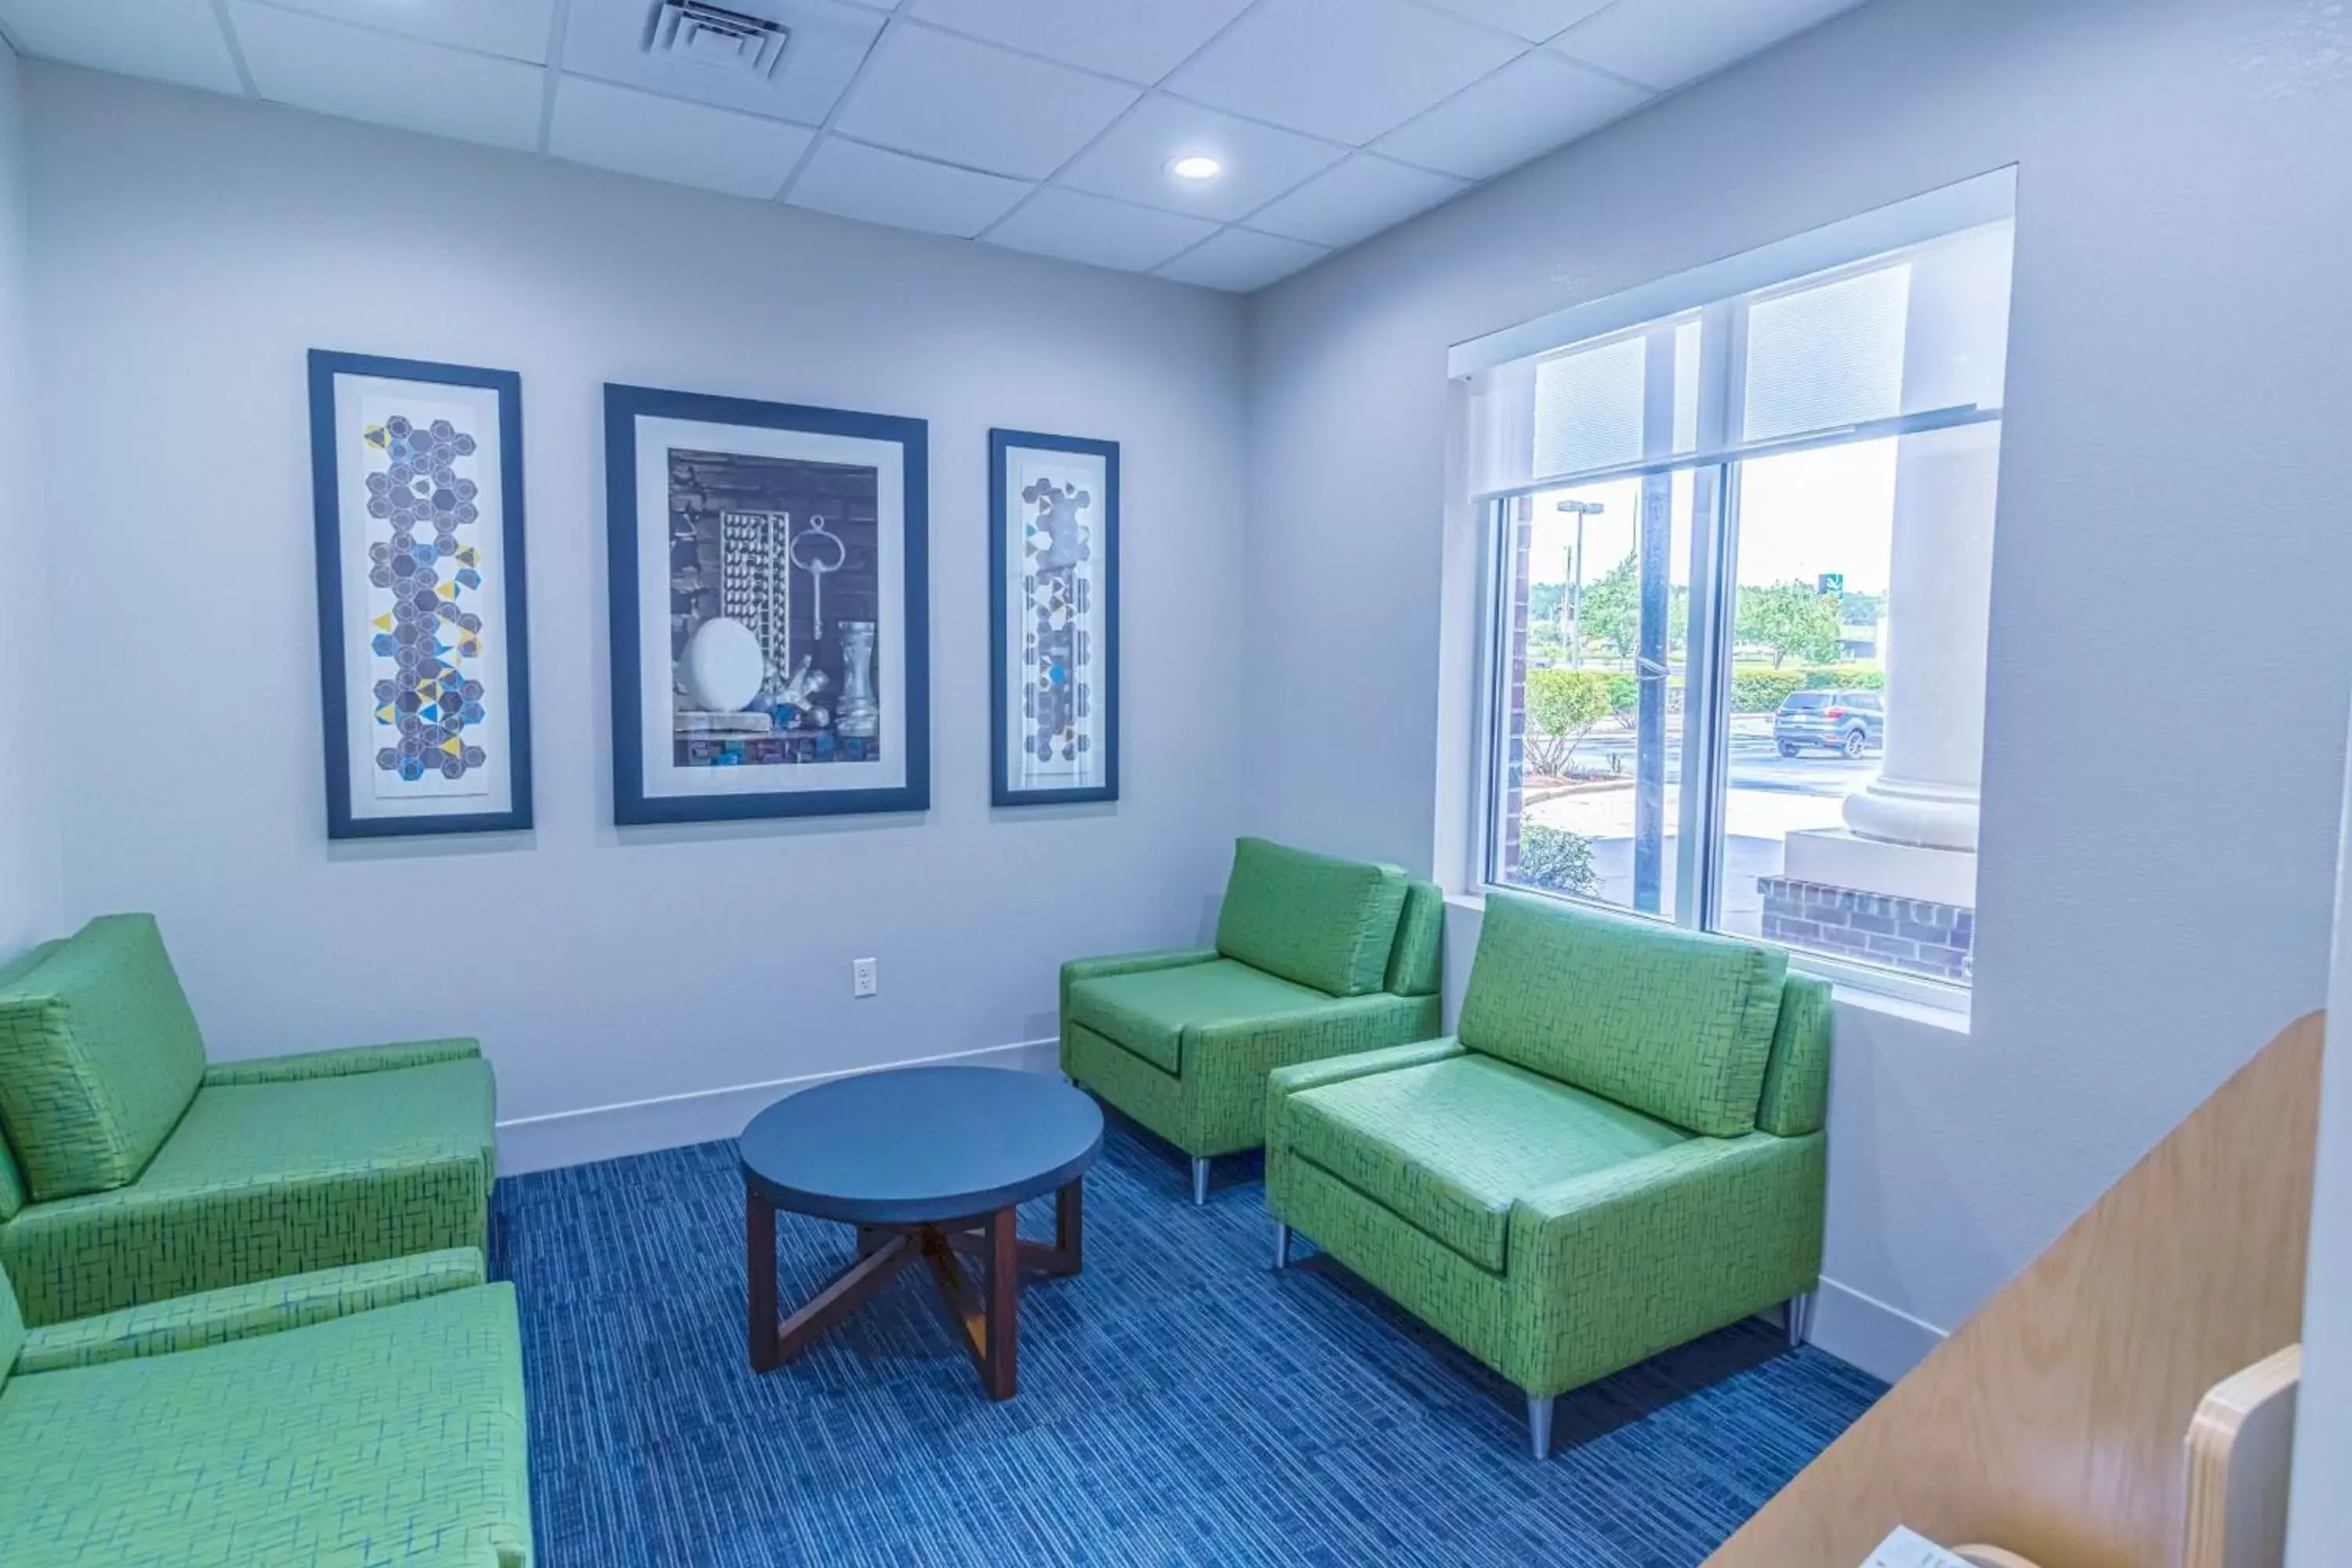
left=1726, top=663, right=1886, bottom=712
left=1515, top=824, right=1599, bottom=897
left=1523, top=667, right=1614, bottom=776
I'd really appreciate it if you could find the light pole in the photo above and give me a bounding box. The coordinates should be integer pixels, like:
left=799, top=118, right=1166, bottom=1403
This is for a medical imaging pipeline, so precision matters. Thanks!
left=1556, top=499, right=1604, bottom=668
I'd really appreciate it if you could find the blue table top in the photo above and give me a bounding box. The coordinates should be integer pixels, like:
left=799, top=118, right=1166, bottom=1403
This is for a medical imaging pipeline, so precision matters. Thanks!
left=738, top=1066, right=1103, bottom=1225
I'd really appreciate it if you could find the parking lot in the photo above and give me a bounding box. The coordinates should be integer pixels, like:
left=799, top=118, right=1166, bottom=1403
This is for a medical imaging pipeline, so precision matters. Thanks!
left=1523, top=717, right=1882, bottom=927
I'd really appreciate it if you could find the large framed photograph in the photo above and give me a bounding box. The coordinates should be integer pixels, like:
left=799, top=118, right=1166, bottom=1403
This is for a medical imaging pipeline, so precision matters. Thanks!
left=607, top=386, right=930, bottom=825
left=990, top=430, right=1119, bottom=807
left=307, top=350, right=532, bottom=839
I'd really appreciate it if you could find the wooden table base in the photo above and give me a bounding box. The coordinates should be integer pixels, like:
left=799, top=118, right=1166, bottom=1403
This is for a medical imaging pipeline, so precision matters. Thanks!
left=746, top=1179, right=1083, bottom=1399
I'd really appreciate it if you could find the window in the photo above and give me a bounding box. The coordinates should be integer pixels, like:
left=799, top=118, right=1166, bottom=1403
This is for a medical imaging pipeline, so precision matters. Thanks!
left=1463, top=174, right=2015, bottom=997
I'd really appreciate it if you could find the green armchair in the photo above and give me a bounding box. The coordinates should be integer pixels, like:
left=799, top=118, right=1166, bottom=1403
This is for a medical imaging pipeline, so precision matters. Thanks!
left=0, top=914, right=498, bottom=1326
left=1265, top=891, right=1830, bottom=1458
left=1062, top=837, right=1444, bottom=1203
left=0, top=1249, right=533, bottom=1565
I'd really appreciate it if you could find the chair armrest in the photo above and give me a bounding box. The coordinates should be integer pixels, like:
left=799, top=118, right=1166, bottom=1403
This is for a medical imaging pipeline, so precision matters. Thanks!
left=202, top=1036, right=482, bottom=1087
left=12, top=1248, right=487, bottom=1374
left=1505, top=1131, right=1825, bottom=1396
left=1265, top=1033, right=1465, bottom=1105
left=1059, top=949, right=1218, bottom=1069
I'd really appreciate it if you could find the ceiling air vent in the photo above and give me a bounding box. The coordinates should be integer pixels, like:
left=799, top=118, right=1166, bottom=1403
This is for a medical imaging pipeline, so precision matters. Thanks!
left=649, top=1, right=791, bottom=81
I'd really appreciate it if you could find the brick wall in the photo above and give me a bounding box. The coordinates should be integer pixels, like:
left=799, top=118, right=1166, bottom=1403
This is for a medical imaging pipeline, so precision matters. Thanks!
left=1758, top=877, right=1973, bottom=984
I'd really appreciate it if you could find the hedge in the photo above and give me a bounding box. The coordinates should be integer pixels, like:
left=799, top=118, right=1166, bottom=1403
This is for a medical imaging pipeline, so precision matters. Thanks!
left=1728, top=664, right=1884, bottom=713
left=1515, top=824, right=1599, bottom=897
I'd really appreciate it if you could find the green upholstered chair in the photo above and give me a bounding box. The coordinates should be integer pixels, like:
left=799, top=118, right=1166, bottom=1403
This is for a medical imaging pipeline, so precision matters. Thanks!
left=1265, top=891, right=1831, bottom=1459
left=0, top=914, right=498, bottom=1327
left=0, top=1249, right=533, bottom=1566
left=1062, top=837, right=1444, bottom=1203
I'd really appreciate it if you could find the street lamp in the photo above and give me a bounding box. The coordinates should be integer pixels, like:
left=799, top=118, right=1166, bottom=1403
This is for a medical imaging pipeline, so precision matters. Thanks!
left=1555, top=499, right=1604, bottom=668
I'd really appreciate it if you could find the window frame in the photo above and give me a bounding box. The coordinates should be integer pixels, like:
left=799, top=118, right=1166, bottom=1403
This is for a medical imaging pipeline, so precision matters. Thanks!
left=1468, top=267, right=1997, bottom=1014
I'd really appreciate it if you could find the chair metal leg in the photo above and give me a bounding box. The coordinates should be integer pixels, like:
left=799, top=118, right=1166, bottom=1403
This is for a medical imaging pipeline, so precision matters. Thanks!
left=1272, top=1221, right=1290, bottom=1270
left=1785, top=1291, right=1817, bottom=1347
left=1526, top=1394, right=1555, bottom=1461
left=1191, top=1156, right=1210, bottom=1206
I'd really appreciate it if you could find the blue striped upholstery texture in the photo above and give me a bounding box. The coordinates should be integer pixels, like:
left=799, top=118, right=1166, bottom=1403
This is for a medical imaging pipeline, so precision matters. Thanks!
left=495, top=1116, right=1881, bottom=1566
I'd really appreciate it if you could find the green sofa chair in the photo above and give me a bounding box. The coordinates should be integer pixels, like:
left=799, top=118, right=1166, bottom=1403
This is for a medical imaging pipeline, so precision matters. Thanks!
left=0, top=914, right=499, bottom=1327
left=1265, top=891, right=1830, bottom=1459
left=1062, top=837, right=1444, bottom=1203
left=0, top=1247, right=533, bottom=1565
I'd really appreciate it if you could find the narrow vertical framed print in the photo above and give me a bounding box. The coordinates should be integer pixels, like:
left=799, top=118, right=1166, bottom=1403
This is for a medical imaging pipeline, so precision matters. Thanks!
left=990, top=430, right=1119, bottom=808
left=606, top=385, right=931, bottom=825
left=308, top=351, right=532, bottom=839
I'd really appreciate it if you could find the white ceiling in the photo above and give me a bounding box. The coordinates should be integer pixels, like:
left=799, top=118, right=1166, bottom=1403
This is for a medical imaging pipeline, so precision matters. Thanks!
left=0, top=0, right=1865, bottom=292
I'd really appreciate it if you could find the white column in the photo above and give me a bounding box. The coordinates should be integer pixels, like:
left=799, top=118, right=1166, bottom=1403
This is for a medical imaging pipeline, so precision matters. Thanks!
left=1841, top=420, right=1998, bottom=851
left=1839, top=224, right=2012, bottom=857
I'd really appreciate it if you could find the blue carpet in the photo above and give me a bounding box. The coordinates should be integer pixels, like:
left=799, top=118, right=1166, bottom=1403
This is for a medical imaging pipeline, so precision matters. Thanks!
left=493, top=1118, right=1882, bottom=1567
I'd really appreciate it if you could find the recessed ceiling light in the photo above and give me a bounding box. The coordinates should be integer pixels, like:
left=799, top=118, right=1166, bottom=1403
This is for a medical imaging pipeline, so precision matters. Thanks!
left=1167, top=155, right=1224, bottom=183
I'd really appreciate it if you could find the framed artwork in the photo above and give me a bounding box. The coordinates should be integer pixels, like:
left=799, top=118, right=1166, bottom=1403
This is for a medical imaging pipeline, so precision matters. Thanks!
left=989, top=430, right=1119, bottom=807
left=606, top=385, right=930, bottom=825
left=307, top=350, right=532, bottom=839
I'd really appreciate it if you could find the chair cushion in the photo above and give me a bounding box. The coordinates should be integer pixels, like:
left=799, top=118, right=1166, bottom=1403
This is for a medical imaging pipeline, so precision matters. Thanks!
left=1214, top=837, right=1408, bottom=997
left=0, top=915, right=208, bottom=1201
left=0, top=1057, right=497, bottom=1327
left=0, top=1284, right=532, bottom=1568
left=1458, top=891, right=1787, bottom=1138
left=1065, top=959, right=1334, bottom=1075
left=1283, top=1053, right=1687, bottom=1272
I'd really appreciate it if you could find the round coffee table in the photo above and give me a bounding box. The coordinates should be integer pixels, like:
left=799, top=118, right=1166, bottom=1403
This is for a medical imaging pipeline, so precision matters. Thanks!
left=739, top=1065, right=1102, bottom=1399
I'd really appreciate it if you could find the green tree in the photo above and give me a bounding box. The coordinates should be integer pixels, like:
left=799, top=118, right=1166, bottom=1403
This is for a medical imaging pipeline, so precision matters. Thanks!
left=1838, top=590, right=1884, bottom=627
left=1737, top=580, right=1844, bottom=668
left=1578, top=553, right=1639, bottom=659
left=1529, top=582, right=1566, bottom=624
left=1523, top=666, right=1614, bottom=777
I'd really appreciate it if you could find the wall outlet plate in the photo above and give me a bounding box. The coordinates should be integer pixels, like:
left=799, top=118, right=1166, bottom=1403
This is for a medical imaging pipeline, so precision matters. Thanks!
left=852, top=957, right=878, bottom=998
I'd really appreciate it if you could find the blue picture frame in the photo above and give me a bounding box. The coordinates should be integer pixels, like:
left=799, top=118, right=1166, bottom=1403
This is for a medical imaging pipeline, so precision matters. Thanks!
left=607, top=385, right=931, bottom=826
left=308, top=350, right=533, bottom=840
left=989, top=429, right=1120, bottom=808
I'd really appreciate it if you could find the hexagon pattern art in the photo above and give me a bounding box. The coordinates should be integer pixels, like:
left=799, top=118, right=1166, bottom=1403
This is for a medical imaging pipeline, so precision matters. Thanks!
left=1019, top=477, right=1095, bottom=768
left=360, top=413, right=491, bottom=788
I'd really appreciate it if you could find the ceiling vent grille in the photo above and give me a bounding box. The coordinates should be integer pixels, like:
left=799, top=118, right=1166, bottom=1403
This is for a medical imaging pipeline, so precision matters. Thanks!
left=649, top=1, right=791, bottom=81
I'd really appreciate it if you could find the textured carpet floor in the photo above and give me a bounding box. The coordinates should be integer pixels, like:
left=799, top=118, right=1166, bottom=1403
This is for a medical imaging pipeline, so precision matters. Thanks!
left=493, top=1118, right=1882, bottom=1567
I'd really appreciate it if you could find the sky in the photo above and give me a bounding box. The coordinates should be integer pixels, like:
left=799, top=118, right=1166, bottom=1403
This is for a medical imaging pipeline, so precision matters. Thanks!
left=1526, top=435, right=1900, bottom=598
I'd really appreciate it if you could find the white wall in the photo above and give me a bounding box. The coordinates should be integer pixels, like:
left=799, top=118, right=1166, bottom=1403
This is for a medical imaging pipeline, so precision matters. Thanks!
left=0, top=40, right=56, bottom=960
left=1248, top=0, right=2352, bottom=1379
left=24, top=67, right=1248, bottom=1170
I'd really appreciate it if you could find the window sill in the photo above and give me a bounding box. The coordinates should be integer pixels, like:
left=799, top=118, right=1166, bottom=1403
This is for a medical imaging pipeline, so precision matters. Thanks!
left=1442, top=889, right=1972, bottom=1036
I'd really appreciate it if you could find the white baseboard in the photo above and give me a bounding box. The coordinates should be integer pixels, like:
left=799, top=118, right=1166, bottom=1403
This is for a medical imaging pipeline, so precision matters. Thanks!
left=494, top=1037, right=1062, bottom=1176
left=1808, top=1275, right=1949, bottom=1385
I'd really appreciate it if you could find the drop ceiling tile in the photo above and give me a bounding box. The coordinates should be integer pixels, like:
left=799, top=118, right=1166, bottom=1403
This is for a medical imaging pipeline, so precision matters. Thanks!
left=904, top=0, right=1252, bottom=85
left=788, top=136, right=1031, bottom=238
left=1374, top=49, right=1648, bottom=180
left=245, top=0, right=556, bottom=64
left=550, top=74, right=815, bottom=198
left=1156, top=228, right=1327, bottom=292
left=1414, top=0, right=1614, bottom=44
left=1162, top=0, right=1521, bottom=145
left=1056, top=96, right=1344, bottom=224
left=0, top=0, right=243, bottom=93
left=833, top=24, right=1138, bottom=180
left=1551, top=0, right=1864, bottom=93
left=1247, top=154, right=1465, bottom=248
left=229, top=2, right=546, bottom=151
left=562, top=0, right=883, bottom=125
left=984, top=188, right=1216, bottom=273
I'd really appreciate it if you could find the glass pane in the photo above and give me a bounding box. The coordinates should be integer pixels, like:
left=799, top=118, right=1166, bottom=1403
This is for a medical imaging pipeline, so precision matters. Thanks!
left=1722, top=423, right=1998, bottom=985
left=1491, top=474, right=1696, bottom=918
left=1532, top=333, right=1646, bottom=479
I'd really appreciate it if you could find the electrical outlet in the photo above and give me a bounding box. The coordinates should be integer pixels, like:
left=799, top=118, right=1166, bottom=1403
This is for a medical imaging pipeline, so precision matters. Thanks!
left=851, top=957, right=878, bottom=998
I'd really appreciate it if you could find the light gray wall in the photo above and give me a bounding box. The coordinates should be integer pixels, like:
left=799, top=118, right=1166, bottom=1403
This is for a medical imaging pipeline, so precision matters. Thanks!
left=0, top=40, right=57, bottom=961
left=1247, top=0, right=2352, bottom=1376
left=24, top=67, right=1248, bottom=1167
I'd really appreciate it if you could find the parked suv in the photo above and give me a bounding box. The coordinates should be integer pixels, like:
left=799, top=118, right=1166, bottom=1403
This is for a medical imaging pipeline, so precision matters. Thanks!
left=1774, top=689, right=1883, bottom=758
